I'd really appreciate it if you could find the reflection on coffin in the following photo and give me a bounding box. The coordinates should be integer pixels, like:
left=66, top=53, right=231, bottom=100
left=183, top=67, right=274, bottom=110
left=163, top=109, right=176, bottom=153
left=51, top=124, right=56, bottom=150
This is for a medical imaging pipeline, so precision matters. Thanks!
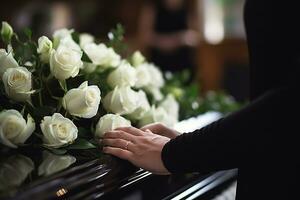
left=1, top=112, right=237, bottom=200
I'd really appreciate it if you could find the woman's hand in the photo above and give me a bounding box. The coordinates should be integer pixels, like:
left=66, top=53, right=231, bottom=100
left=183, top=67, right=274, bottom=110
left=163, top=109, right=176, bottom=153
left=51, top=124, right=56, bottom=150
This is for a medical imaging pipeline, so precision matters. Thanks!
left=141, top=123, right=181, bottom=139
left=102, top=126, right=171, bottom=175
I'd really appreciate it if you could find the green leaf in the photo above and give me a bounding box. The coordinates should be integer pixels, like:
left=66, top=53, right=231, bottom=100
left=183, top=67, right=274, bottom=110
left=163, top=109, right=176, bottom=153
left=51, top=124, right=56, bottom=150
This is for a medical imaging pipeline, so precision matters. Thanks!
left=45, top=147, right=67, bottom=155
left=67, top=138, right=96, bottom=150
left=107, top=23, right=127, bottom=54
left=81, top=51, right=93, bottom=63
left=72, top=31, right=80, bottom=44
left=78, top=127, right=90, bottom=138
left=23, top=28, right=32, bottom=39
left=58, top=80, right=67, bottom=92
left=33, top=106, right=56, bottom=118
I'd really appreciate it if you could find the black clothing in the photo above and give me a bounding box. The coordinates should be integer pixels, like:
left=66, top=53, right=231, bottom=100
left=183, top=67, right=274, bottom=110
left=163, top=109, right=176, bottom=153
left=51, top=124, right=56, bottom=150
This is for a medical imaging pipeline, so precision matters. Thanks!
left=150, top=1, right=195, bottom=73
left=162, top=1, right=300, bottom=199
left=154, top=1, right=188, bottom=33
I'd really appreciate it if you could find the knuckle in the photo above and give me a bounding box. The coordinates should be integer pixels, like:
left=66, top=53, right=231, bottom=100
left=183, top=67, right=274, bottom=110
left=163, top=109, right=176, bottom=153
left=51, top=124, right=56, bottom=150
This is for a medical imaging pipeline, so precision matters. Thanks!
left=119, top=130, right=127, bottom=135
left=157, top=123, right=164, bottom=129
left=140, top=137, right=150, bottom=144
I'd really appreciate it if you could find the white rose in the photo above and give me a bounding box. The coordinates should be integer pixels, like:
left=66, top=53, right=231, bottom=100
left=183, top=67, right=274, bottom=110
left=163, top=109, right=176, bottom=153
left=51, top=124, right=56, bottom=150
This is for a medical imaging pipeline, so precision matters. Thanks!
left=103, top=86, right=139, bottom=115
left=128, top=90, right=150, bottom=120
left=134, top=63, right=151, bottom=88
left=138, top=106, right=176, bottom=128
left=82, top=62, right=97, bottom=73
left=135, top=63, right=164, bottom=89
left=95, top=114, right=131, bottom=138
left=2, top=67, right=33, bottom=102
left=37, top=36, right=53, bottom=63
left=52, top=28, right=81, bottom=51
left=159, top=94, right=179, bottom=122
left=62, top=81, right=101, bottom=118
left=131, top=51, right=145, bottom=67
left=0, top=110, right=35, bottom=148
left=50, top=45, right=83, bottom=80
left=107, top=61, right=137, bottom=87
left=52, top=28, right=73, bottom=48
left=0, top=155, right=34, bottom=190
left=1, top=21, right=13, bottom=43
left=145, top=86, right=164, bottom=101
left=59, top=37, right=81, bottom=52
left=0, top=48, right=19, bottom=78
left=147, top=63, right=164, bottom=88
left=79, top=33, right=94, bottom=48
left=83, top=43, right=120, bottom=69
left=40, top=113, right=78, bottom=148
left=38, top=151, right=76, bottom=176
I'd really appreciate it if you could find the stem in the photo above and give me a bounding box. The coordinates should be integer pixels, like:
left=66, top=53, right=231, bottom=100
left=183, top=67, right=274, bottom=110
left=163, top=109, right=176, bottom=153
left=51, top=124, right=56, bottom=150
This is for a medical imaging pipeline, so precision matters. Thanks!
left=44, top=75, right=61, bottom=100
left=39, top=90, right=43, bottom=107
left=38, top=75, right=43, bottom=107
left=21, top=104, right=26, bottom=115
left=59, top=80, right=68, bottom=93
left=57, top=98, right=62, bottom=112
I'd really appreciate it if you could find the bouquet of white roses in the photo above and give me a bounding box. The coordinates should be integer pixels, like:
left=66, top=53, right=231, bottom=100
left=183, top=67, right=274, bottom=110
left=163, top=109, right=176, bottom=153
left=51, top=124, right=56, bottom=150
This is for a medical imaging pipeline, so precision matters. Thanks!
left=0, top=22, right=180, bottom=152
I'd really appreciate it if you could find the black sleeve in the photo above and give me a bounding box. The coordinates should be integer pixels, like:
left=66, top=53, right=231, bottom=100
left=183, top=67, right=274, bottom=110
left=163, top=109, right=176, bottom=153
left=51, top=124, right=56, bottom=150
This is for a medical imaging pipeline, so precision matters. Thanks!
left=161, top=85, right=300, bottom=173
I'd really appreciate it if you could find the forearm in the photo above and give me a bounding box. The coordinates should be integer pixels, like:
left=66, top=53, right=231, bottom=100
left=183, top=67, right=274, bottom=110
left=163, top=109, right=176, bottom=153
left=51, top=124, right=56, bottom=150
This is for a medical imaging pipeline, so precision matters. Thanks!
left=162, top=84, right=300, bottom=173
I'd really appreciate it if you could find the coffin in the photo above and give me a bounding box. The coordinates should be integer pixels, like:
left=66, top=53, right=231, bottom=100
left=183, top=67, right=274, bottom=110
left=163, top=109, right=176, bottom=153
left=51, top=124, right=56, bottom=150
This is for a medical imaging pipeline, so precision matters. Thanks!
left=0, top=112, right=237, bottom=200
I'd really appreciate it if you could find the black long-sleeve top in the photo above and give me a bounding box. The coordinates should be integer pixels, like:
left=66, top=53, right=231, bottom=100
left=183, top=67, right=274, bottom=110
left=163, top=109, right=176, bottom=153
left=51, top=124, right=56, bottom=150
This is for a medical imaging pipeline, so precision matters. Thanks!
left=161, top=1, right=300, bottom=199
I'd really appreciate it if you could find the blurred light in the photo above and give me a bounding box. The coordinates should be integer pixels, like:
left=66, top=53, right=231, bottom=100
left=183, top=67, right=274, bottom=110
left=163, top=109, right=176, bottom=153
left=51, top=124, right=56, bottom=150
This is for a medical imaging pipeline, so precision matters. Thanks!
left=108, top=32, right=114, bottom=40
left=51, top=2, right=72, bottom=32
left=174, top=112, right=222, bottom=133
left=56, top=188, right=68, bottom=197
left=203, top=0, right=224, bottom=44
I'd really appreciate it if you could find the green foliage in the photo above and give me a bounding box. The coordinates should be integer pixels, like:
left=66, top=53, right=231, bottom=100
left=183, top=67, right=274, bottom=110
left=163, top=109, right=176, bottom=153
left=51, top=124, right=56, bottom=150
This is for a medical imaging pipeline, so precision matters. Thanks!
left=162, top=69, right=243, bottom=120
left=107, top=23, right=127, bottom=54
left=67, top=138, right=96, bottom=150
left=71, top=31, right=80, bottom=44
left=81, top=51, right=93, bottom=63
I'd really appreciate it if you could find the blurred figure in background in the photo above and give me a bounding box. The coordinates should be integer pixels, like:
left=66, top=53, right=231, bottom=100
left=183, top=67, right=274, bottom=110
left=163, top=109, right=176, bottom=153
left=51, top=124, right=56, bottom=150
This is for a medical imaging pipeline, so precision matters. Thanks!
left=12, top=1, right=73, bottom=38
left=137, top=0, right=201, bottom=81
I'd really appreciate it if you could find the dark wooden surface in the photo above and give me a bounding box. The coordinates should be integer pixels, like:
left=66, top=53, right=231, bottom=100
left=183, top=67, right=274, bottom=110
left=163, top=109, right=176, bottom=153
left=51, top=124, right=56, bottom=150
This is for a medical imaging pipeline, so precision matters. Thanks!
left=0, top=113, right=237, bottom=200
left=1, top=154, right=237, bottom=200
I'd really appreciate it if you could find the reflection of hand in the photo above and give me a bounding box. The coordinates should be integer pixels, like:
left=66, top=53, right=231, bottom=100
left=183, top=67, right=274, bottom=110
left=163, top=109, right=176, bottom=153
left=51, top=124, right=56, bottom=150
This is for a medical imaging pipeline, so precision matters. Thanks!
left=141, top=123, right=180, bottom=139
left=0, top=155, right=34, bottom=191
left=103, top=127, right=171, bottom=175
left=38, top=151, right=76, bottom=176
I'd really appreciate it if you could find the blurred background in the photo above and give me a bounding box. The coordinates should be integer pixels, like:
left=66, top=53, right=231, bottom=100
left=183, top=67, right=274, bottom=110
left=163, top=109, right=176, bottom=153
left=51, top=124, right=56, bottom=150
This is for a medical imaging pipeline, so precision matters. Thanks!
left=0, top=0, right=249, bottom=103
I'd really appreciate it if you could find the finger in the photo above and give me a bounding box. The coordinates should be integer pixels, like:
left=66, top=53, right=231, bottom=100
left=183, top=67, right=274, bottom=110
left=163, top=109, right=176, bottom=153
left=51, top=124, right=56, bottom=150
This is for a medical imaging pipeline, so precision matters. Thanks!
left=141, top=123, right=165, bottom=134
left=104, top=130, right=137, bottom=142
left=103, top=138, right=135, bottom=152
left=115, top=126, right=144, bottom=136
left=103, top=146, right=133, bottom=161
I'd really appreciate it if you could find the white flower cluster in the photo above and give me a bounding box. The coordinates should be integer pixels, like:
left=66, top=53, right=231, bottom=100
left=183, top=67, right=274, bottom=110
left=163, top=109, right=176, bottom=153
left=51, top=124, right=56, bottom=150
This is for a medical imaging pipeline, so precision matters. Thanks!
left=0, top=22, right=179, bottom=149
